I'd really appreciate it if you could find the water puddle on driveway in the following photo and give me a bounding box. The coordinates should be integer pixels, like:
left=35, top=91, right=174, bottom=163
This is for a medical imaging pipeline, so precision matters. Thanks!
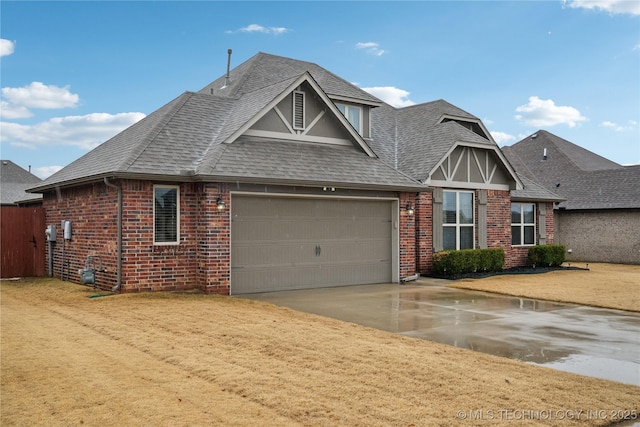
left=241, top=282, right=640, bottom=386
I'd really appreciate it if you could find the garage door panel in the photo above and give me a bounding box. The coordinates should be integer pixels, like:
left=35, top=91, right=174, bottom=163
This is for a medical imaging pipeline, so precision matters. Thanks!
left=232, top=242, right=317, bottom=266
left=231, top=196, right=394, bottom=294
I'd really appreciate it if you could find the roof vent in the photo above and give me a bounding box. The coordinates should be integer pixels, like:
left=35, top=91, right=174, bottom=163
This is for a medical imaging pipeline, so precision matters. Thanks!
left=221, top=49, right=232, bottom=89
left=531, top=133, right=538, bottom=139
left=542, top=148, right=547, bottom=161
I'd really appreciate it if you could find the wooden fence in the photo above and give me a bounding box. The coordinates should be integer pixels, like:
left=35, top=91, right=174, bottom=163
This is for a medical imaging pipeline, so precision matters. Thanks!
left=1, top=206, right=46, bottom=278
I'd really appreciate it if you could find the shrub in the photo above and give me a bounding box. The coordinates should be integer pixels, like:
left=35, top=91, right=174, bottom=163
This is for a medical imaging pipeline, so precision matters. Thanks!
left=527, top=244, right=566, bottom=267
left=433, top=248, right=505, bottom=276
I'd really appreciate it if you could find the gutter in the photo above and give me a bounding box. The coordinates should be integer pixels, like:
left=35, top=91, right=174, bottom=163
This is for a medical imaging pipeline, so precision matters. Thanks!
left=103, top=177, right=122, bottom=292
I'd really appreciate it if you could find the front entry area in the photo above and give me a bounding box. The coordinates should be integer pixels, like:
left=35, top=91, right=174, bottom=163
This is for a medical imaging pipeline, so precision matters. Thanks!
left=230, top=195, right=395, bottom=294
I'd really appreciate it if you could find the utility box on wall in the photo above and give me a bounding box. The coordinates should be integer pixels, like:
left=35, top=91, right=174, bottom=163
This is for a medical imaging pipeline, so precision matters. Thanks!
left=46, top=224, right=57, bottom=242
left=61, top=220, right=72, bottom=240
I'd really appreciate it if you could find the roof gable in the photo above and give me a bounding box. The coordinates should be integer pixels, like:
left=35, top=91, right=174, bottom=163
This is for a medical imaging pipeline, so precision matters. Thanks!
left=504, top=130, right=639, bottom=209
left=220, top=72, right=376, bottom=157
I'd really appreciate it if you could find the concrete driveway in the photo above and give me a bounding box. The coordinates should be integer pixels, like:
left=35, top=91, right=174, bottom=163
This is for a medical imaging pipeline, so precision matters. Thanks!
left=240, top=278, right=640, bottom=386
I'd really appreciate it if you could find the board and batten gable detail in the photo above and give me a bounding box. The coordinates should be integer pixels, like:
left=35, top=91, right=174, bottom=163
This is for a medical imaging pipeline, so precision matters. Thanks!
left=427, top=145, right=518, bottom=190
left=246, top=80, right=356, bottom=147
left=230, top=72, right=377, bottom=157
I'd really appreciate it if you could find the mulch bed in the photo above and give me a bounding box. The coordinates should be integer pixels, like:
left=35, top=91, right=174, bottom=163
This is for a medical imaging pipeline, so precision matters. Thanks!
left=427, top=265, right=589, bottom=281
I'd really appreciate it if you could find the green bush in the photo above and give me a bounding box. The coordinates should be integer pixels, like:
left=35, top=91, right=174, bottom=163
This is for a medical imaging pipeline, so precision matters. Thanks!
left=433, top=248, right=505, bottom=276
left=527, top=244, right=566, bottom=267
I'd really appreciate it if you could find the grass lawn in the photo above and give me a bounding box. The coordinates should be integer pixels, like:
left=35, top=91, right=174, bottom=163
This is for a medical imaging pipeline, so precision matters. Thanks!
left=448, top=263, right=639, bottom=312
left=2, top=271, right=639, bottom=426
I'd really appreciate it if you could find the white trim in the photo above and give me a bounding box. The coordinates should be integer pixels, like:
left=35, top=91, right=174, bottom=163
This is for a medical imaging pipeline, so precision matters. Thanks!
left=336, top=103, right=363, bottom=135
left=329, top=94, right=382, bottom=107
left=273, top=106, right=295, bottom=134
left=243, top=129, right=353, bottom=146
left=429, top=141, right=523, bottom=190
left=511, top=202, right=536, bottom=246
left=153, top=184, right=180, bottom=246
left=223, top=72, right=377, bottom=158
left=442, top=189, right=475, bottom=250
left=427, top=179, right=512, bottom=191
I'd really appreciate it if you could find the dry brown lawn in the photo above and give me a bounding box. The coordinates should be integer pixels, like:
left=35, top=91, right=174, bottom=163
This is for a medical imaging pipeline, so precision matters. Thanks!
left=448, top=263, right=640, bottom=312
left=2, top=274, right=639, bottom=426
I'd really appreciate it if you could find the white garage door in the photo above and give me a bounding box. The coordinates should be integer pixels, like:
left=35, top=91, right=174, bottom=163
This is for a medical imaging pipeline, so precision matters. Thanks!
left=231, top=195, right=394, bottom=294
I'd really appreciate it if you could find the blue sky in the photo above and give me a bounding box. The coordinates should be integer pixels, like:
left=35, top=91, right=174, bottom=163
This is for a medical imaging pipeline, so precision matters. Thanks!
left=1, top=1, right=639, bottom=179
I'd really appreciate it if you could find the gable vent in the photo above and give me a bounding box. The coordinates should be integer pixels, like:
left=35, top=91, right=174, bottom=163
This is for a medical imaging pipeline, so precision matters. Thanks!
left=293, top=91, right=305, bottom=130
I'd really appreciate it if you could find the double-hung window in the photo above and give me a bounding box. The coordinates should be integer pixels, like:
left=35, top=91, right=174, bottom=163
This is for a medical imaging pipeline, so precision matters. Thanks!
left=511, top=203, right=535, bottom=246
left=154, top=185, right=179, bottom=244
left=336, top=103, right=362, bottom=135
left=443, top=190, right=474, bottom=250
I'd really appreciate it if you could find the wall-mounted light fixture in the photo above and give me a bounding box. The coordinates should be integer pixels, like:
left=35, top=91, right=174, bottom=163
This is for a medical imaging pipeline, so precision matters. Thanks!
left=216, top=197, right=226, bottom=211
left=406, top=203, right=415, bottom=216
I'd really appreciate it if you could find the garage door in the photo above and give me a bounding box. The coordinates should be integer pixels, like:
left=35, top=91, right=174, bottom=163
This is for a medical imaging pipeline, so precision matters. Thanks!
left=231, top=195, right=393, bottom=294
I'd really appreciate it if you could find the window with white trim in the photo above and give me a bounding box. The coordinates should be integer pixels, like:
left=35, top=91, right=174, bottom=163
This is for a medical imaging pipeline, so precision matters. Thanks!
left=154, top=185, right=179, bottom=244
left=336, top=103, right=362, bottom=134
left=443, top=190, right=474, bottom=250
left=511, top=203, right=535, bottom=246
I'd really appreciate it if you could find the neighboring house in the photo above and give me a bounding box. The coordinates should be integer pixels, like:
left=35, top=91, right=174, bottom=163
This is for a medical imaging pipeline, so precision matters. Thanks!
left=1, top=160, right=42, bottom=206
left=503, top=130, right=640, bottom=264
left=28, top=52, right=562, bottom=294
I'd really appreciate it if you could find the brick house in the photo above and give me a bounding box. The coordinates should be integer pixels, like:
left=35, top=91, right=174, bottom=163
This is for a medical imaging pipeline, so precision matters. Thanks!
left=29, top=52, right=562, bottom=294
left=503, top=130, right=640, bottom=264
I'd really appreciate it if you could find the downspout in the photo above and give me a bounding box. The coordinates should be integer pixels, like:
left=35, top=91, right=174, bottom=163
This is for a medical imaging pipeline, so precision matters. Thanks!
left=104, top=177, right=122, bottom=291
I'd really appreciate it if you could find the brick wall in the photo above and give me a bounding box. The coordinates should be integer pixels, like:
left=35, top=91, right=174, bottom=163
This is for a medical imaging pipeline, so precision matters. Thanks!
left=557, top=209, right=639, bottom=264
left=485, top=190, right=513, bottom=267
left=43, top=182, right=120, bottom=290
left=196, top=183, right=230, bottom=294
left=415, top=192, right=433, bottom=273
left=415, top=189, right=544, bottom=273
left=399, top=192, right=417, bottom=278
left=43, top=179, right=232, bottom=294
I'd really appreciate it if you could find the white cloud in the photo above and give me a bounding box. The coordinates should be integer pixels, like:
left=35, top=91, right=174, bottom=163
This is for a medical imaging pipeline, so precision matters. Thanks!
left=0, top=112, right=146, bottom=150
left=34, top=165, right=63, bottom=179
left=0, top=100, right=32, bottom=119
left=600, top=120, right=637, bottom=132
left=2, top=82, right=79, bottom=111
left=361, top=86, right=415, bottom=108
left=565, top=0, right=640, bottom=15
left=227, top=24, right=290, bottom=35
left=515, top=96, right=587, bottom=128
left=490, top=131, right=517, bottom=145
left=356, top=42, right=385, bottom=56
left=0, top=39, right=15, bottom=57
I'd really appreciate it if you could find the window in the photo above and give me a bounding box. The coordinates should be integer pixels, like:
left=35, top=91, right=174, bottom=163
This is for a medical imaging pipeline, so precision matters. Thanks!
left=154, top=185, right=179, bottom=244
left=511, top=203, right=535, bottom=246
left=443, top=191, right=474, bottom=250
left=336, top=103, right=362, bottom=134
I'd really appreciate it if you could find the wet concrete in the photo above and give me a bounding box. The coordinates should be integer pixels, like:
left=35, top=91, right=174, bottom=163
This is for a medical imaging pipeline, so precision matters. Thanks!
left=240, top=279, right=640, bottom=386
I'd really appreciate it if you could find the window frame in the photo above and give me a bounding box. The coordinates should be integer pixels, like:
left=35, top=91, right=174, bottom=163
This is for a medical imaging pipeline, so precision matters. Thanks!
left=153, top=184, right=180, bottom=245
left=442, top=190, right=475, bottom=250
left=336, top=103, right=363, bottom=135
left=511, top=202, right=536, bottom=246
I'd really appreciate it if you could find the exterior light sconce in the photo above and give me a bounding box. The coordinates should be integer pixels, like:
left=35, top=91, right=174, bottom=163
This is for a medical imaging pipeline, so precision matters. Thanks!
left=216, top=197, right=226, bottom=211
left=406, top=203, right=415, bottom=216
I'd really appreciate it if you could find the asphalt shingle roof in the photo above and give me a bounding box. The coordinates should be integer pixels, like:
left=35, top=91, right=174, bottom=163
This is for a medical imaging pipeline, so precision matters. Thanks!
left=504, top=130, right=639, bottom=210
left=200, top=52, right=382, bottom=105
left=0, top=160, right=42, bottom=205
left=29, top=52, right=551, bottom=202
